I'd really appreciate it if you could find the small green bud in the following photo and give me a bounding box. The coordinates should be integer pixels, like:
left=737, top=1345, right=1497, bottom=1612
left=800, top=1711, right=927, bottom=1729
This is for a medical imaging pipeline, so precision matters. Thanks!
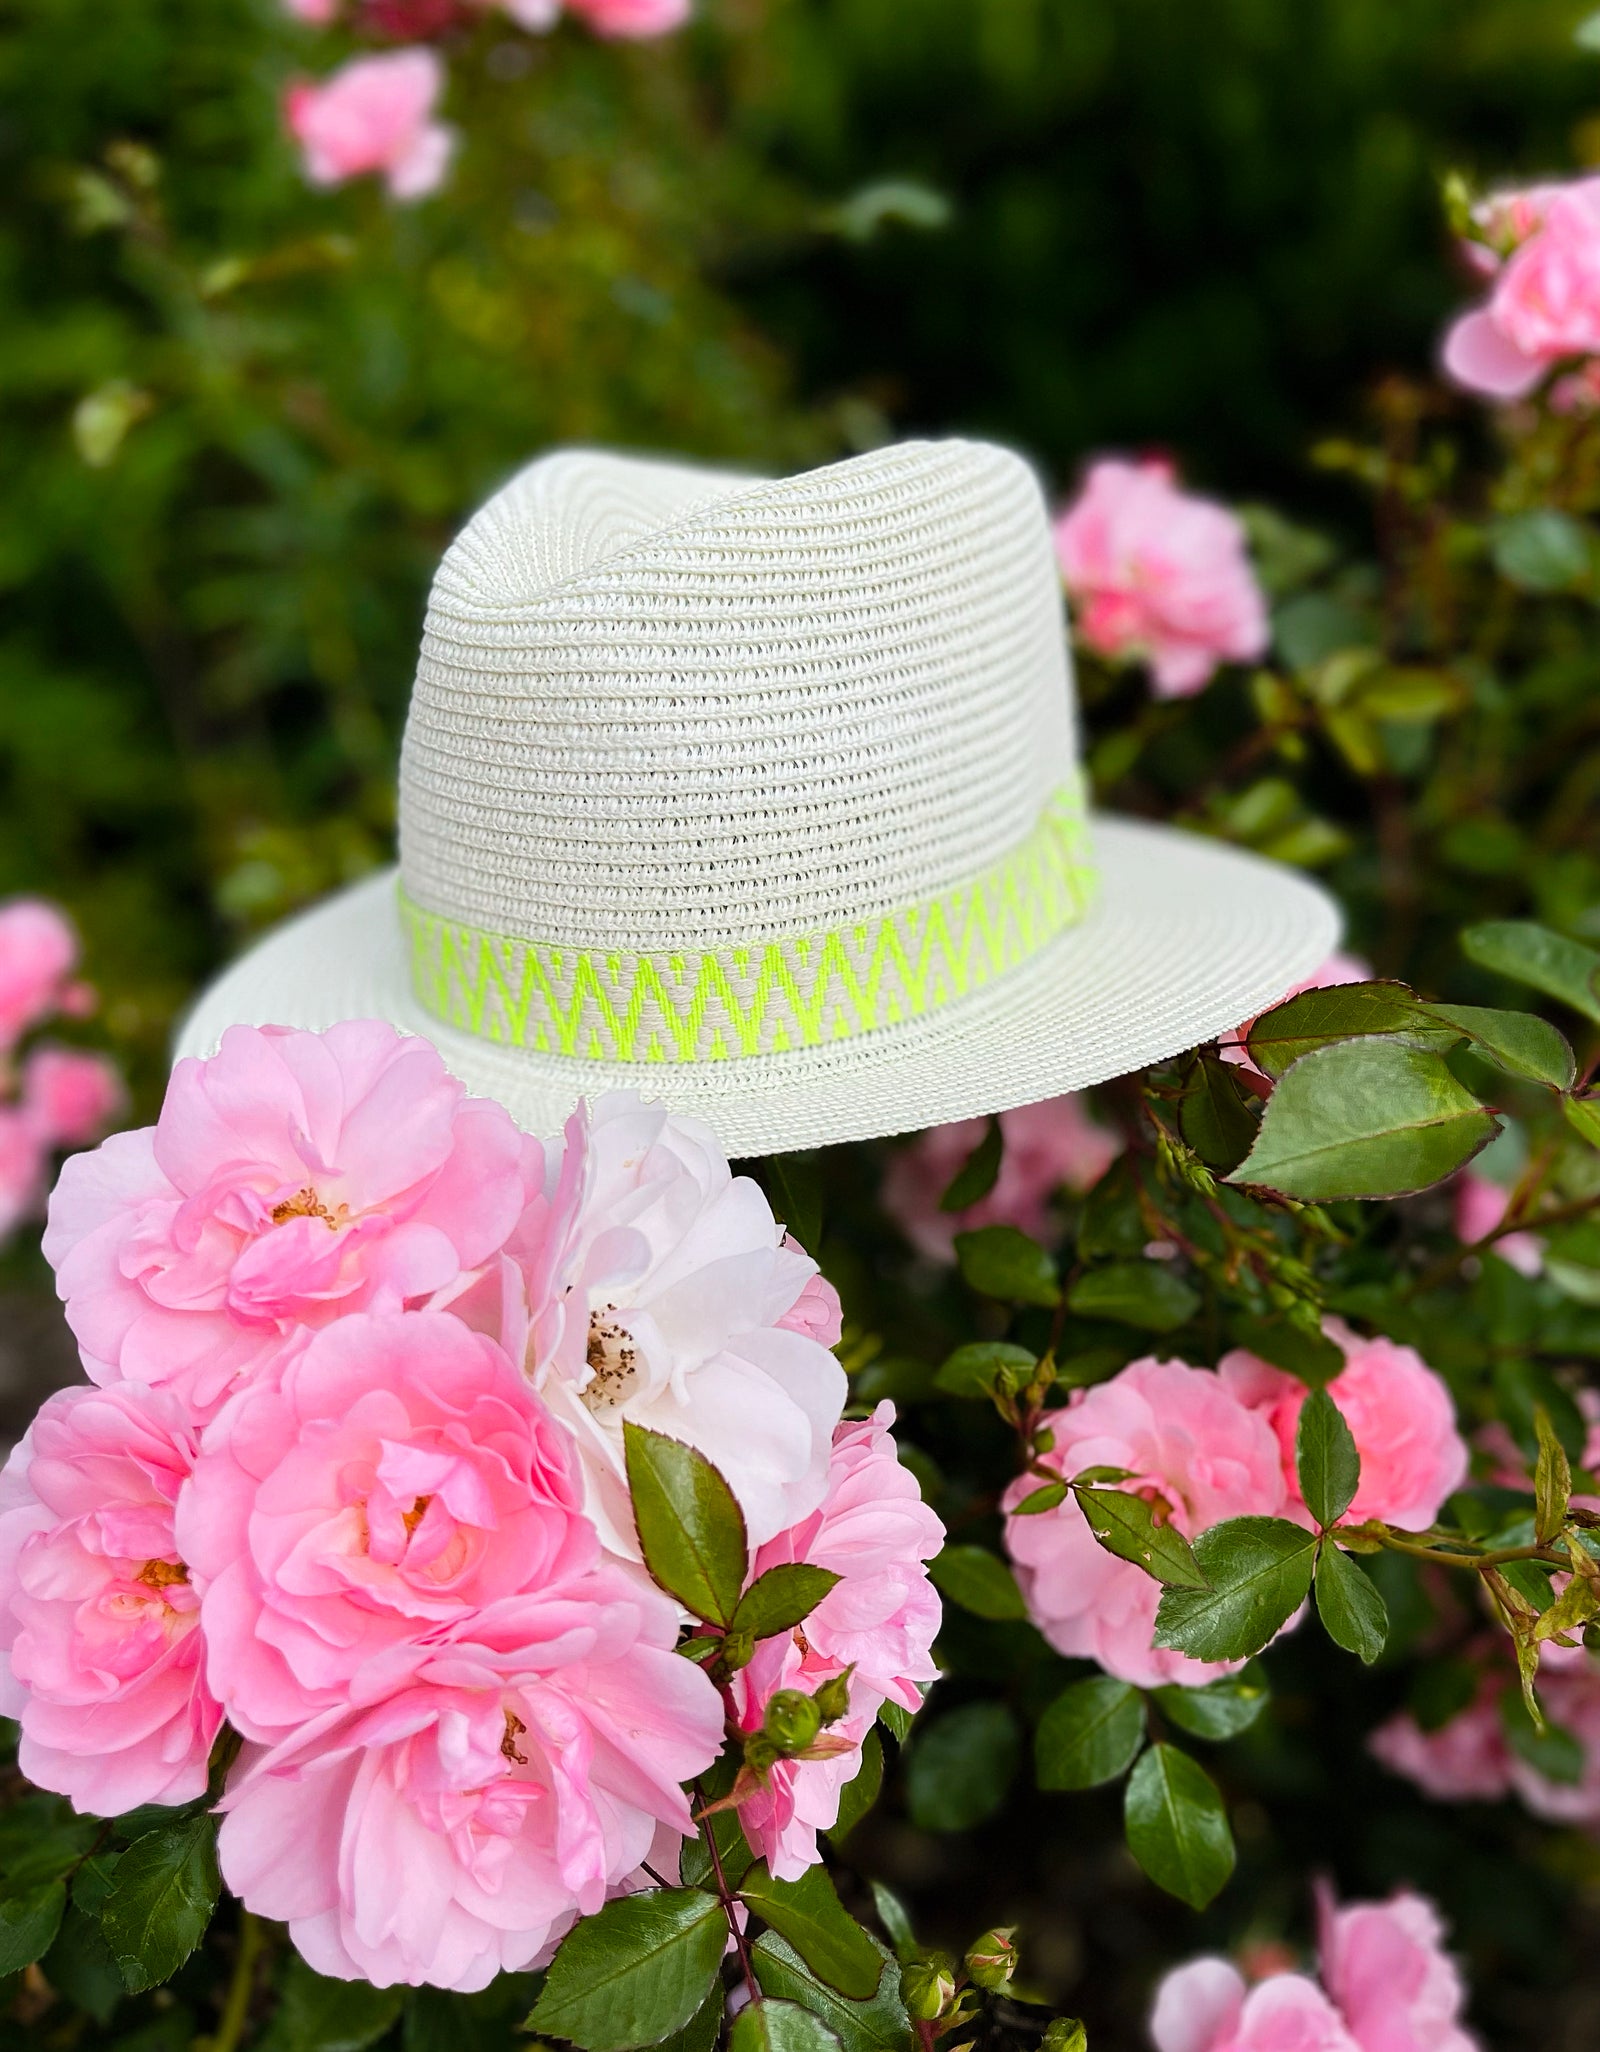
left=813, top=1666, right=854, bottom=1724
left=964, top=1927, right=1017, bottom=1991
left=901, top=1954, right=959, bottom=2022
left=718, top=1627, right=756, bottom=1674
left=742, top=1733, right=781, bottom=1779
left=763, top=1689, right=823, bottom=1752
left=1042, top=2019, right=1087, bottom=2052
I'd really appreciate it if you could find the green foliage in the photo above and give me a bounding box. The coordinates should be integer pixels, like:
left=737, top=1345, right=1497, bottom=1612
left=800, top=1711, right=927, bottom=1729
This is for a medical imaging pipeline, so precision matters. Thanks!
left=1035, top=1678, right=1146, bottom=1791
left=732, top=1566, right=844, bottom=1641
left=1313, top=1544, right=1389, bottom=1663
left=1122, top=1746, right=1235, bottom=1911
left=730, top=1999, right=843, bottom=2052
left=624, top=1423, right=749, bottom=1628
left=938, top=1116, right=1003, bottom=1211
left=750, top=1934, right=912, bottom=2052
left=259, top=1955, right=404, bottom=2052
left=526, top=1890, right=727, bottom=2052
left=1154, top=1519, right=1320, bottom=1663
left=737, top=1866, right=881, bottom=2001
left=100, top=1816, right=220, bottom=1995
left=952, top=1225, right=1061, bottom=1306
left=905, top=1703, right=1021, bottom=1832
left=1296, top=1387, right=1361, bottom=1530
left=927, top=1545, right=1027, bottom=1620
left=1074, top=1486, right=1208, bottom=1587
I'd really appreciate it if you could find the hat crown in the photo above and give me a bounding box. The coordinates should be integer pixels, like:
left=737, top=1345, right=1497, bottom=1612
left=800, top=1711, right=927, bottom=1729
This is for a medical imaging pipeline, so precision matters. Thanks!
left=398, top=438, right=1079, bottom=953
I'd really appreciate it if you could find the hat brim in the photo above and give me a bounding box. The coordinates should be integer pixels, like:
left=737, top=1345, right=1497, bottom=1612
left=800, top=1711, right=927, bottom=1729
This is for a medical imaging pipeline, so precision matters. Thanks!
left=173, top=816, right=1339, bottom=1156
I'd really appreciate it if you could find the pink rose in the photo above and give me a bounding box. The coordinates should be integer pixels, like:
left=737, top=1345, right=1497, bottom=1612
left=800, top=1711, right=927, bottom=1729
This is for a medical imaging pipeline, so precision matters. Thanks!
left=1368, top=1693, right=1513, bottom=1805
left=565, top=0, right=689, bottom=34
left=460, top=1093, right=847, bottom=1557
left=178, top=1309, right=597, bottom=1739
left=1221, top=953, right=1372, bottom=1080
left=0, top=1383, right=222, bottom=1815
left=1220, top=1321, right=1468, bottom=1532
left=45, top=1020, right=529, bottom=1416
left=21, top=1046, right=124, bottom=1151
left=1503, top=1662, right=1600, bottom=1828
left=1452, top=1172, right=1541, bottom=1277
left=1443, top=178, right=1600, bottom=400
left=1151, top=1961, right=1358, bottom=2052
left=1003, top=1358, right=1289, bottom=1688
left=881, top=1095, right=1121, bottom=1262
left=1054, top=458, right=1269, bottom=698
left=1317, top=1888, right=1479, bottom=2052
left=284, top=0, right=340, bottom=18
left=0, top=899, right=80, bottom=1055
left=0, top=1109, right=45, bottom=1244
left=284, top=49, right=456, bottom=201
left=217, top=1578, right=722, bottom=1988
left=731, top=1403, right=943, bottom=1878
left=776, top=1250, right=844, bottom=1349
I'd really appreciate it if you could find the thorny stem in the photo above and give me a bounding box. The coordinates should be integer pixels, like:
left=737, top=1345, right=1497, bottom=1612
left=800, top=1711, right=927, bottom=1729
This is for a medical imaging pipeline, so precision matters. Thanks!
left=695, top=1778, right=757, bottom=1999
left=210, top=1908, right=263, bottom=2052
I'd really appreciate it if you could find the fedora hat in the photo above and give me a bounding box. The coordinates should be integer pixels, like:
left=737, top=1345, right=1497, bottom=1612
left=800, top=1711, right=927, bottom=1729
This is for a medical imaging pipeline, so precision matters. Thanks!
left=176, top=439, right=1338, bottom=1155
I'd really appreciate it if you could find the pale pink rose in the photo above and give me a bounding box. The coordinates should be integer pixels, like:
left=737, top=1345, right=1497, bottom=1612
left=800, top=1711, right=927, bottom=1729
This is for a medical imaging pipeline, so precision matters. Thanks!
left=1317, top=1887, right=1479, bottom=2052
left=21, top=1047, right=124, bottom=1151
left=1054, top=458, right=1269, bottom=698
left=456, top=1093, right=847, bottom=1558
left=1368, top=1695, right=1512, bottom=1805
left=776, top=1251, right=844, bottom=1349
left=284, top=50, right=456, bottom=201
left=0, top=1109, right=46, bottom=1244
left=1220, top=1320, right=1468, bottom=1532
left=284, top=0, right=340, bottom=18
left=1003, top=1358, right=1289, bottom=1688
left=217, top=1574, right=722, bottom=1989
left=44, top=1020, right=528, bottom=1416
left=731, top=1402, right=943, bottom=1878
left=1443, top=178, right=1600, bottom=400
left=1151, top=1960, right=1358, bottom=2052
left=565, top=0, right=688, bottom=33
left=178, top=1309, right=596, bottom=1740
left=0, top=899, right=80, bottom=1055
left=0, top=1382, right=222, bottom=1815
left=1452, top=1172, right=1541, bottom=1277
left=1221, top=953, right=1372, bottom=1079
left=881, top=1095, right=1121, bottom=1262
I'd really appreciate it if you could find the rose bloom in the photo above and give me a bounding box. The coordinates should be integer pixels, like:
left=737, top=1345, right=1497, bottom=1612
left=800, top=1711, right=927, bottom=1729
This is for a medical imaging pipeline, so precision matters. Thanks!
left=1368, top=1690, right=1513, bottom=1806
left=217, top=1574, right=722, bottom=1989
left=1220, top=1320, right=1468, bottom=1532
left=0, top=1382, right=222, bottom=1815
left=1151, top=1961, right=1358, bottom=2052
left=284, top=49, right=456, bottom=201
left=1317, top=1887, right=1480, bottom=2052
left=730, top=1403, right=943, bottom=1878
left=0, top=1109, right=45, bottom=1244
left=454, top=1093, right=847, bottom=1558
left=21, top=1046, right=124, bottom=1151
left=178, top=1309, right=598, bottom=1738
left=45, top=1021, right=528, bottom=1416
left=1003, top=1358, right=1289, bottom=1688
left=1443, top=177, right=1600, bottom=400
left=1503, top=1661, right=1600, bottom=1830
left=1054, top=457, right=1269, bottom=698
left=880, top=1095, right=1121, bottom=1262
left=566, top=0, right=689, bottom=31
left=1221, top=953, right=1372, bottom=1081
left=1453, top=1171, right=1541, bottom=1277
left=0, top=899, right=82, bottom=1054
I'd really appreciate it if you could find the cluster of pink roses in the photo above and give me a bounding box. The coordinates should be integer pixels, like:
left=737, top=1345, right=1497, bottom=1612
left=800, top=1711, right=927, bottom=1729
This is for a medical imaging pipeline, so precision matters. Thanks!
left=0, top=1020, right=940, bottom=1989
left=0, top=899, right=122, bottom=1247
left=1152, top=1887, right=1478, bottom=2052
left=1443, top=175, right=1600, bottom=406
left=1004, top=1325, right=1468, bottom=1689
left=281, top=0, right=686, bottom=202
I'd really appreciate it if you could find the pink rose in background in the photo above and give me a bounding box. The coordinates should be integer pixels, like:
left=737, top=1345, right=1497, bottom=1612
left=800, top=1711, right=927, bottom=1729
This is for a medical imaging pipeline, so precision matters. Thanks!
left=0, top=1110, right=45, bottom=1242
left=45, top=1020, right=528, bottom=1416
left=1503, top=1662, right=1600, bottom=1828
left=881, top=1094, right=1121, bottom=1262
left=0, top=899, right=83, bottom=1055
left=1151, top=1960, right=1358, bottom=2052
left=1222, top=953, right=1373, bottom=1080
left=178, top=1310, right=596, bottom=1738
left=21, top=1046, right=123, bottom=1151
left=1054, top=458, right=1269, bottom=698
left=1317, top=1887, right=1479, bottom=2052
left=565, top=0, right=690, bottom=32
left=1369, top=1691, right=1513, bottom=1805
left=283, top=0, right=341, bottom=19
left=1443, top=176, right=1600, bottom=399
left=1003, top=1358, right=1289, bottom=1688
left=1220, top=1320, right=1468, bottom=1531
left=1452, top=1172, right=1541, bottom=1277
left=0, top=1382, right=222, bottom=1815
left=284, top=50, right=456, bottom=201
left=218, top=1573, right=722, bottom=1988
left=732, top=1402, right=943, bottom=1877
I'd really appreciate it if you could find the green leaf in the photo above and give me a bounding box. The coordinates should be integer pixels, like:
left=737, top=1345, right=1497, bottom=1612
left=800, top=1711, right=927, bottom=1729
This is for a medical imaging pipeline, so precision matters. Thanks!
left=1489, top=509, right=1591, bottom=592
left=765, top=1152, right=824, bottom=1255
left=1313, top=1544, right=1388, bottom=1663
left=1180, top=1052, right=1260, bottom=1173
left=1153, top=1517, right=1318, bottom=1662
left=405, top=1975, right=546, bottom=2052
left=1035, top=1677, right=1146, bottom=1790
left=1068, top=1261, right=1200, bottom=1333
left=1295, top=1387, right=1360, bottom=1529
left=260, top=1954, right=405, bottom=2052
left=648, top=1986, right=727, bottom=2052
left=905, top=1703, right=1020, bottom=1832
left=751, top=1933, right=914, bottom=2052
left=827, top=1728, right=883, bottom=1847
left=879, top=1701, right=915, bottom=1745
left=1426, top=1003, right=1575, bottom=1091
left=101, top=1815, right=219, bottom=1995
left=1013, top=1480, right=1070, bottom=1515
left=1078, top=1155, right=1150, bottom=1258
left=624, top=1423, right=749, bottom=1627
left=738, top=1864, right=881, bottom=2000
left=41, top=1903, right=123, bottom=2026
left=939, top=1116, right=1003, bottom=1211
left=1122, top=1745, right=1236, bottom=1910
left=928, top=1544, right=1026, bottom=1621
left=1224, top=1314, right=1343, bottom=1388
left=1243, top=981, right=1450, bottom=1079
left=0, top=1881, right=66, bottom=1976
left=868, top=1882, right=915, bottom=1962
left=1535, top=1404, right=1573, bottom=1547
left=1565, top=1096, right=1600, bottom=1150
left=1462, top=922, right=1600, bottom=1028
left=1150, top=1667, right=1270, bottom=1742
left=1075, top=1486, right=1209, bottom=1587
left=1230, top=1040, right=1499, bottom=1201
left=953, top=1226, right=1061, bottom=1307
left=1501, top=1693, right=1585, bottom=1785
left=679, top=1812, right=755, bottom=1895
left=933, top=1342, right=1036, bottom=1400
left=733, top=1565, right=843, bottom=1641
left=731, top=1999, right=844, bottom=2052
left=527, top=1890, right=728, bottom=2052
left=1578, top=6, right=1600, bottom=50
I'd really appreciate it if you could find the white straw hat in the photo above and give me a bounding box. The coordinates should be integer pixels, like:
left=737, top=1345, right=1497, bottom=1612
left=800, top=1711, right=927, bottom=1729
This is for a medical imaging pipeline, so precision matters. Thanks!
left=176, top=439, right=1339, bottom=1155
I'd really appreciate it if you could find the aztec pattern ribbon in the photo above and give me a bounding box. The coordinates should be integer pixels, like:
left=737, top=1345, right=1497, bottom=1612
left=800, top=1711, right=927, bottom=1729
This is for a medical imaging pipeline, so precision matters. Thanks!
left=400, top=783, right=1097, bottom=1065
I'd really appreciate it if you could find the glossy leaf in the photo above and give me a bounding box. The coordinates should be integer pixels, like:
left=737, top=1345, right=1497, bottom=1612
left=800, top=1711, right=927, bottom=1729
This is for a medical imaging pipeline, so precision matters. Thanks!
left=732, top=1999, right=844, bottom=2052
left=1295, top=1386, right=1360, bottom=1529
left=751, top=1933, right=913, bottom=2052
left=733, top=1565, right=843, bottom=1641
left=527, top=1889, right=727, bottom=2052
left=0, top=1882, right=66, bottom=1977
left=928, top=1544, right=1027, bottom=1620
left=1180, top=1051, right=1260, bottom=1172
left=624, top=1422, right=749, bottom=1627
left=933, top=1342, right=1036, bottom=1400
left=906, top=1703, right=1020, bottom=1833
left=1075, top=1486, right=1209, bottom=1587
left=1242, top=981, right=1450, bottom=1078
left=1535, top=1405, right=1573, bottom=1546
left=828, top=1729, right=884, bottom=1847
left=1313, top=1544, right=1388, bottom=1663
left=868, top=1881, right=915, bottom=1963
left=1151, top=1667, right=1271, bottom=1742
left=100, top=1814, right=220, bottom=1995
left=1153, top=1517, right=1318, bottom=1662
left=1068, top=1260, right=1200, bottom=1333
left=939, top=1116, right=1003, bottom=1211
left=1462, top=922, right=1600, bottom=1028
left=1123, top=1745, right=1236, bottom=1909
left=1035, top=1676, right=1146, bottom=1790
left=1427, top=1003, right=1575, bottom=1091
left=739, top=1863, right=881, bottom=2000
left=953, top=1226, right=1061, bottom=1307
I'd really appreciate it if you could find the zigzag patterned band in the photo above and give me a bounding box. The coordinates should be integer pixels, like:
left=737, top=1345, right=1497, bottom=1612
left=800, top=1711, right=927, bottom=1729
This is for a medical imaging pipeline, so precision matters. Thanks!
left=399, top=784, right=1097, bottom=1066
